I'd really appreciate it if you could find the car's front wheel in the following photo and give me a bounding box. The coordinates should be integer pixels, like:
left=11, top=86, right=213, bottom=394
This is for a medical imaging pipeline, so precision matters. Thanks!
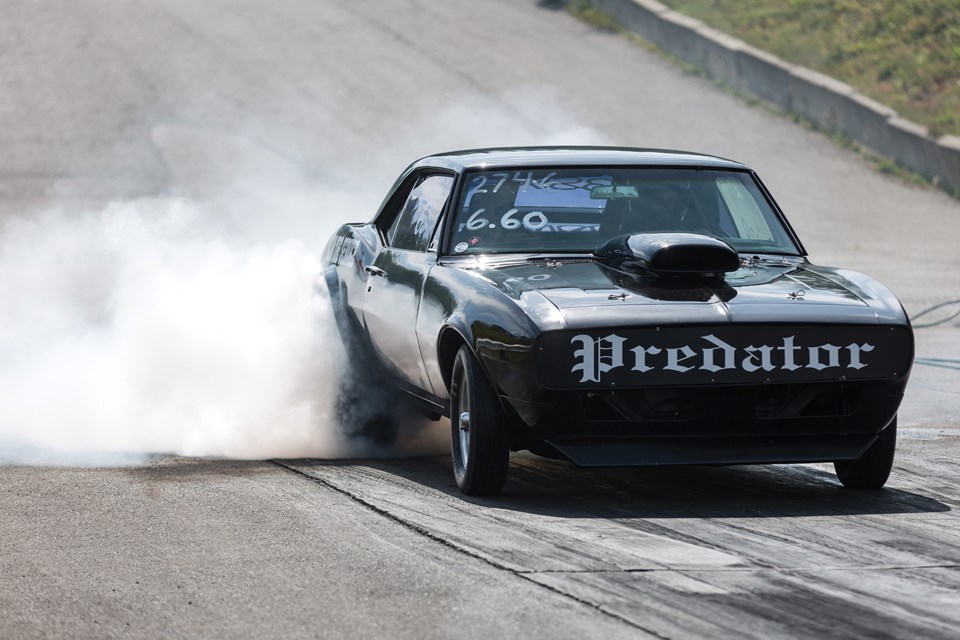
left=834, top=416, right=897, bottom=489
left=450, top=345, right=510, bottom=496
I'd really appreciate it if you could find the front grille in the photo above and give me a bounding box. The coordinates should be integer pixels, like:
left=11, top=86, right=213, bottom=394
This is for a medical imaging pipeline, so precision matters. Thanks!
left=581, top=382, right=859, bottom=423
left=533, top=381, right=871, bottom=439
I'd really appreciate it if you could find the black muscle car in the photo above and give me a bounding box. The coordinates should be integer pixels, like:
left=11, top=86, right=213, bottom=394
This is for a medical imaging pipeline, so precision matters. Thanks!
left=321, top=147, right=913, bottom=495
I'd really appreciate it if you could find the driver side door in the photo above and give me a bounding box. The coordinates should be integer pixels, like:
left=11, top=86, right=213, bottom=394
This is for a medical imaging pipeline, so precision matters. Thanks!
left=361, top=172, right=454, bottom=394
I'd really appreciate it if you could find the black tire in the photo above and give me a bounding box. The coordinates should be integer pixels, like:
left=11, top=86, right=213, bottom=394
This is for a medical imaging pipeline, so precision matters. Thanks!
left=329, top=290, right=399, bottom=448
left=834, top=416, right=897, bottom=489
left=333, top=369, right=400, bottom=448
left=449, top=345, right=510, bottom=496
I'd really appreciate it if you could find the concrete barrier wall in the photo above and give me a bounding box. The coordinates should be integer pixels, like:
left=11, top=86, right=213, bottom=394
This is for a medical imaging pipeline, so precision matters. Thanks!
left=589, top=0, right=960, bottom=193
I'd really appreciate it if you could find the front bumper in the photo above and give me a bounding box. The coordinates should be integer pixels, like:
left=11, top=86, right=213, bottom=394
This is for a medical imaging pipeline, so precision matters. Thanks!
left=503, top=377, right=907, bottom=466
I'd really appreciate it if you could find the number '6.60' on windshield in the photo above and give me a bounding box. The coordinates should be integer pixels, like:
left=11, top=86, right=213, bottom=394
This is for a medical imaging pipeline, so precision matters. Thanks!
left=464, top=208, right=549, bottom=232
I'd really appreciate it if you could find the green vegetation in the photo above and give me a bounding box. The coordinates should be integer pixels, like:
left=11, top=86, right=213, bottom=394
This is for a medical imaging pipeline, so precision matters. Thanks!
left=659, top=0, right=960, bottom=137
left=568, top=1, right=620, bottom=32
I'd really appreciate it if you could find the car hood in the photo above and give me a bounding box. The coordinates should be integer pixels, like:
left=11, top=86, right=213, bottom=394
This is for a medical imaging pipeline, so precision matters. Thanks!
left=454, top=255, right=902, bottom=330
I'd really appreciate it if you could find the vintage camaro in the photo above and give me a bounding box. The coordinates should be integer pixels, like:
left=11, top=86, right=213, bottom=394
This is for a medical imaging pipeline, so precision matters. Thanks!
left=321, top=147, right=913, bottom=495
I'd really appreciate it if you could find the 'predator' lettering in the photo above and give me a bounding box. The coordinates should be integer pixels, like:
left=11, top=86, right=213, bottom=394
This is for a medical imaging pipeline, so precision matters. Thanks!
left=570, top=333, right=874, bottom=383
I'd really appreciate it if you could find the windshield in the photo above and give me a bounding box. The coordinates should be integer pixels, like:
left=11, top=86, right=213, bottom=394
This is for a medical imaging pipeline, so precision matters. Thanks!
left=448, top=168, right=799, bottom=255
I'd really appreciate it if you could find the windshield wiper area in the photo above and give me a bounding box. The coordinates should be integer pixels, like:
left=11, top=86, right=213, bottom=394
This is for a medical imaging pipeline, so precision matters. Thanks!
left=740, top=254, right=803, bottom=267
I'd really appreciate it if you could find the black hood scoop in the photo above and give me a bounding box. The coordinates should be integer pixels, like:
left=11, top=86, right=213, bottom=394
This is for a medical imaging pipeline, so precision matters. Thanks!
left=594, top=233, right=740, bottom=277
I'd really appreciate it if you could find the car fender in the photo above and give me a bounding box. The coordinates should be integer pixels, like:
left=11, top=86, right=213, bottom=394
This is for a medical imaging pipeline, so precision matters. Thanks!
left=812, top=265, right=913, bottom=327
left=421, top=266, right=542, bottom=402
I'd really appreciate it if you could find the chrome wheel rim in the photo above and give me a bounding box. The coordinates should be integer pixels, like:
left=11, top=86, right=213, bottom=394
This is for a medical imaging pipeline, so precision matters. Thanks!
left=458, top=385, right=471, bottom=468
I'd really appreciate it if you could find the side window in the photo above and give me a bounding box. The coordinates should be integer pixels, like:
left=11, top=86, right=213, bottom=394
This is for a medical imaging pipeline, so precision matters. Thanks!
left=388, top=174, right=454, bottom=251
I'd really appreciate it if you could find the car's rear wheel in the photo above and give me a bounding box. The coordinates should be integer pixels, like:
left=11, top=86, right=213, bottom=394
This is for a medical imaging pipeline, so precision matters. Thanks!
left=329, top=288, right=399, bottom=448
left=450, top=345, right=509, bottom=496
left=834, top=416, right=897, bottom=489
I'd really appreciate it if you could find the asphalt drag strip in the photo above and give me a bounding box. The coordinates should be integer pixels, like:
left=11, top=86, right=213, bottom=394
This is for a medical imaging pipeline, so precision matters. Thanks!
left=0, top=458, right=635, bottom=640
left=278, top=433, right=960, bottom=639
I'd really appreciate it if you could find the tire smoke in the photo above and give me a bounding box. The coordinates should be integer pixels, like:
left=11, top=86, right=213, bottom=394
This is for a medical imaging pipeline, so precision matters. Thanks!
left=0, top=198, right=346, bottom=462
left=0, top=97, right=607, bottom=465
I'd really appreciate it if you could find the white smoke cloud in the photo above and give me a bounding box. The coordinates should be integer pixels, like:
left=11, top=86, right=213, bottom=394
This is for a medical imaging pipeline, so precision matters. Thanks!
left=0, top=91, right=608, bottom=464
left=0, top=198, right=342, bottom=460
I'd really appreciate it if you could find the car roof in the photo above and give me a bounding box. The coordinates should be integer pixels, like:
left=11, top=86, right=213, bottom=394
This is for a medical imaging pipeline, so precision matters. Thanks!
left=409, top=146, right=748, bottom=172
